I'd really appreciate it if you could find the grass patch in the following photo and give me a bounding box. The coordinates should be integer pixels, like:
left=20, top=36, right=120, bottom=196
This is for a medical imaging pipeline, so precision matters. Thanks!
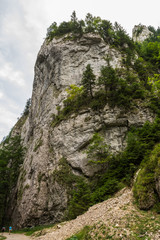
left=13, top=223, right=54, bottom=236
left=0, top=236, right=6, bottom=240
left=66, top=226, right=91, bottom=240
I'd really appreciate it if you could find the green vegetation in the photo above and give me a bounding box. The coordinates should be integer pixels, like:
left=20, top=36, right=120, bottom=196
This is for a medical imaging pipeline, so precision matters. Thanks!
left=148, top=74, right=160, bottom=99
left=49, top=21, right=160, bottom=219
left=22, top=98, right=31, bottom=116
left=47, top=12, right=134, bottom=51
left=13, top=223, right=54, bottom=236
left=134, top=24, right=145, bottom=37
left=1, top=14, right=160, bottom=231
left=86, top=133, right=111, bottom=165
left=98, top=58, right=118, bottom=94
left=33, top=139, right=43, bottom=152
left=49, top=16, right=160, bottom=131
left=66, top=226, right=90, bottom=240
left=52, top=158, right=92, bottom=220
left=52, top=114, right=160, bottom=221
left=135, top=27, right=160, bottom=72
left=0, top=236, right=6, bottom=240
left=133, top=143, right=160, bottom=210
left=0, top=135, right=25, bottom=227
left=67, top=210, right=160, bottom=239
left=82, top=64, right=96, bottom=98
left=51, top=62, right=148, bottom=128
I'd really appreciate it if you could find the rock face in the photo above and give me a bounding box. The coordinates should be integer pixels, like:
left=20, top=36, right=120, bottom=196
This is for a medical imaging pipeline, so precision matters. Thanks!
left=9, top=33, right=154, bottom=228
left=132, top=24, right=152, bottom=42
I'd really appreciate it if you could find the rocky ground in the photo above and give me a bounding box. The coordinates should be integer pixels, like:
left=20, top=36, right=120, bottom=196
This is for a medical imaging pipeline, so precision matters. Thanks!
left=30, top=187, right=160, bottom=240
left=2, top=232, right=31, bottom=240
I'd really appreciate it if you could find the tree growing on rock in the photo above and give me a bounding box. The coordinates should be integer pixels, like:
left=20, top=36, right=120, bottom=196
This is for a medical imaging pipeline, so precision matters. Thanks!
left=98, top=58, right=118, bottom=95
left=81, top=64, right=96, bottom=98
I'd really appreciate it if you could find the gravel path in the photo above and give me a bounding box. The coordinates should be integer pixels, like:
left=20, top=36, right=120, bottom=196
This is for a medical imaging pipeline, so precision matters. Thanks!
left=2, top=233, right=31, bottom=240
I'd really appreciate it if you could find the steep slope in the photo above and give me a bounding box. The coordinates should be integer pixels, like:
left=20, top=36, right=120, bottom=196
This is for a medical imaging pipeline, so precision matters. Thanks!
left=7, top=31, right=154, bottom=228
left=32, top=187, right=160, bottom=240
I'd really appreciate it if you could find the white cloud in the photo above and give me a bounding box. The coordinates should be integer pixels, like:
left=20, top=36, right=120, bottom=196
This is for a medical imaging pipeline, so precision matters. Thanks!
left=0, top=91, right=4, bottom=99
left=0, top=63, right=25, bottom=87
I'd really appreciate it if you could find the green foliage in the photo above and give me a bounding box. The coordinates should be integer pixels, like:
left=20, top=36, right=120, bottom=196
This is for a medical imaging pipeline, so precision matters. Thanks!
left=46, top=11, right=135, bottom=56
left=148, top=74, right=160, bottom=98
left=0, top=135, right=25, bottom=227
left=133, top=56, right=153, bottom=83
left=91, top=117, right=160, bottom=204
left=85, top=13, right=96, bottom=33
left=33, top=139, right=43, bottom=152
left=46, top=17, right=160, bottom=218
left=98, top=65, right=146, bottom=108
left=0, top=236, right=6, bottom=240
left=46, top=11, right=84, bottom=40
left=113, top=22, right=134, bottom=49
left=133, top=144, right=160, bottom=210
left=82, top=64, right=96, bottom=98
left=86, top=133, right=111, bottom=165
left=53, top=157, right=79, bottom=187
left=98, top=20, right=113, bottom=44
left=134, top=24, right=145, bottom=37
left=67, top=181, right=92, bottom=220
left=52, top=58, right=150, bottom=129
left=52, top=158, right=92, bottom=220
left=98, top=63, right=118, bottom=94
left=88, top=90, right=107, bottom=110
left=67, top=226, right=90, bottom=240
left=1, top=135, right=25, bottom=185
left=65, top=85, right=84, bottom=102
left=136, top=26, right=160, bottom=72
left=13, top=223, right=54, bottom=236
left=22, top=98, right=31, bottom=116
left=142, top=41, right=160, bottom=70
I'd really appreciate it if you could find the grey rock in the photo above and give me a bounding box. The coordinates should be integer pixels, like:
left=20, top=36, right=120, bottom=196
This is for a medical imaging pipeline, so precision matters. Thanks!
left=8, top=33, right=154, bottom=228
left=132, top=24, right=153, bottom=42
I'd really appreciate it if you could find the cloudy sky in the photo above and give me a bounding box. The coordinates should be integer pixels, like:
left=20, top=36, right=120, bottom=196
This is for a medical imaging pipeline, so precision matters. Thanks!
left=0, top=0, right=160, bottom=141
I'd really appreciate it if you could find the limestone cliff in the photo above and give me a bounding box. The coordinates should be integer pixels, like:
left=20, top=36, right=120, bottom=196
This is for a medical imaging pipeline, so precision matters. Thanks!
left=8, top=33, right=154, bottom=228
left=132, top=24, right=152, bottom=42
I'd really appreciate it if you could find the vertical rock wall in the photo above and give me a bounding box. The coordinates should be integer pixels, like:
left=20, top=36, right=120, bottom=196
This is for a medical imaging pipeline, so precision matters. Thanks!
left=9, top=33, right=154, bottom=228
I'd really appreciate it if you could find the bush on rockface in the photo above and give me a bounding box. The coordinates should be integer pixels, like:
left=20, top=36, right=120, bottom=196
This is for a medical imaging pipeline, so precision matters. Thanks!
left=133, top=144, right=160, bottom=210
left=51, top=61, right=150, bottom=129
left=46, top=12, right=135, bottom=54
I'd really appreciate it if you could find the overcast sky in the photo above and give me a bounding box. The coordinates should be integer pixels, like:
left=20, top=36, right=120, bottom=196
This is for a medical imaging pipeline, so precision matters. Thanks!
left=0, top=0, right=160, bottom=141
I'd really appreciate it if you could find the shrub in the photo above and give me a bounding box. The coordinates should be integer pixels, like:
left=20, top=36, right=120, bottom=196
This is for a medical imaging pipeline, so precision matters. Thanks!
left=133, top=144, right=160, bottom=210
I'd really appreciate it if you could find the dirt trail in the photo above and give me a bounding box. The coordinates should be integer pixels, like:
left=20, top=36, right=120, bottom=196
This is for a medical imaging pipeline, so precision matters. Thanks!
left=33, top=188, right=133, bottom=240
left=2, top=232, right=31, bottom=240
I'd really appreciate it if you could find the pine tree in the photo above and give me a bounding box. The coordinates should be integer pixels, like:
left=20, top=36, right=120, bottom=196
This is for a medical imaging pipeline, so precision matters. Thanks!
left=23, top=98, right=31, bottom=116
left=82, top=64, right=96, bottom=98
left=98, top=57, right=117, bottom=95
left=70, top=11, right=84, bottom=35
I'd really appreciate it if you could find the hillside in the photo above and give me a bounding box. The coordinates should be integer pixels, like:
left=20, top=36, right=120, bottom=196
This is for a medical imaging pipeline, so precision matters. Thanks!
left=30, top=188, right=160, bottom=239
left=1, top=12, right=160, bottom=231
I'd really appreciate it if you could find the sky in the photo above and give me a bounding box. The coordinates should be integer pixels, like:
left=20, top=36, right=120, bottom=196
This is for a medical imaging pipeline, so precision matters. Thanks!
left=0, top=0, right=160, bottom=142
